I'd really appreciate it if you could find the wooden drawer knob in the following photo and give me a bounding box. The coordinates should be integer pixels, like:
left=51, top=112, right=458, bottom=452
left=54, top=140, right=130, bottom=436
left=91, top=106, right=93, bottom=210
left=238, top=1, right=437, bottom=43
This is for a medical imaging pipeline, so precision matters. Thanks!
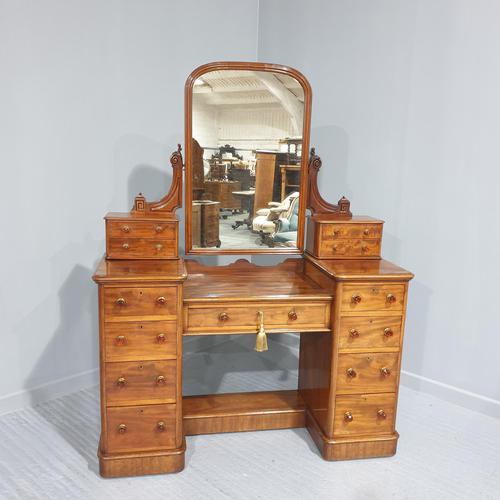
left=380, top=367, right=391, bottom=377
left=363, top=228, right=370, bottom=236
left=361, top=244, right=368, bottom=252
left=122, top=243, right=129, bottom=250
left=386, top=294, right=396, bottom=304
left=333, top=229, right=340, bottom=236
left=218, top=312, right=229, bottom=322
left=116, top=297, right=126, bottom=306
left=117, top=423, right=127, bottom=433
left=121, top=225, right=130, bottom=233
left=346, top=368, right=357, bottom=378
left=155, top=225, right=164, bottom=233
left=116, top=377, right=126, bottom=386
left=344, top=411, right=353, bottom=422
left=156, top=296, right=166, bottom=305
left=349, top=329, right=360, bottom=338
left=155, top=244, right=163, bottom=251
left=115, top=335, right=126, bottom=345
left=156, top=375, right=166, bottom=385
left=157, top=421, right=166, bottom=431
left=383, top=327, right=394, bottom=337
left=351, top=294, right=362, bottom=304
left=157, top=333, right=166, bottom=343
left=377, top=409, right=387, bottom=419
left=288, top=310, right=298, bottom=321
left=332, top=244, right=338, bottom=252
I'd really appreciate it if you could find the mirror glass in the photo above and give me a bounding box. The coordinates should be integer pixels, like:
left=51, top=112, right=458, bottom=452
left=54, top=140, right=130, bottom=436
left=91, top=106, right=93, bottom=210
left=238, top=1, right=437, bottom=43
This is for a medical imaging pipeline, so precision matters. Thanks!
left=190, top=69, right=305, bottom=251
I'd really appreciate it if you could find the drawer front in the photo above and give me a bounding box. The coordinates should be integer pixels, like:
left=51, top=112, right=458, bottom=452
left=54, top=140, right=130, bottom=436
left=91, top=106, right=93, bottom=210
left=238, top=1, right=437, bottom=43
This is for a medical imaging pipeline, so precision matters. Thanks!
left=338, top=316, right=401, bottom=350
left=185, top=302, right=330, bottom=333
left=107, top=238, right=177, bottom=259
left=107, top=220, right=176, bottom=239
left=319, top=239, right=380, bottom=257
left=106, top=404, right=176, bottom=453
left=322, top=223, right=382, bottom=240
left=104, top=321, right=177, bottom=362
left=337, top=352, right=399, bottom=394
left=104, top=287, right=177, bottom=319
left=341, top=284, right=405, bottom=312
left=334, top=393, right=396, bottom=437
left=105, top=360, right=176, bottom=405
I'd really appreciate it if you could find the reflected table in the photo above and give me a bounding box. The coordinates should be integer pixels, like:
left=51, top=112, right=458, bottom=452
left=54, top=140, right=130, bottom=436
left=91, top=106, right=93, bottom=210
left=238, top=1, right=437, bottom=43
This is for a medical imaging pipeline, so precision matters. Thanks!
left=231, top=190, right=255, bottom=230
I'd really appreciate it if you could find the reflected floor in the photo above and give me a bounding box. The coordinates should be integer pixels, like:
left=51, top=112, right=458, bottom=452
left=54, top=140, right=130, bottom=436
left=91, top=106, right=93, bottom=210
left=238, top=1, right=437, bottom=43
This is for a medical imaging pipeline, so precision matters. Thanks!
left=218, top=212, right=296, bottom=250
left=219, top=212, right=265, bottom=249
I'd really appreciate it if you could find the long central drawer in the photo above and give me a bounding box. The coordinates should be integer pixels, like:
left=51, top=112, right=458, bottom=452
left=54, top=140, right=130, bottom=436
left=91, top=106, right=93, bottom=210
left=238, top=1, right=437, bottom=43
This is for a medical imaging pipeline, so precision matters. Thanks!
left=184, top=301, right=331, bottom=334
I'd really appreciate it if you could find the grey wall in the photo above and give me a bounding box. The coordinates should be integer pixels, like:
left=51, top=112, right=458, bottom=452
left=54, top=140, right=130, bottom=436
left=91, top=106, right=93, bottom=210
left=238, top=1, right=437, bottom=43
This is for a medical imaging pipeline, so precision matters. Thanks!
left=2, top=0, right=498, bottom=416
left=0, top=0, right=258, bottom=413
left=259, top=0, right=500, bottom=411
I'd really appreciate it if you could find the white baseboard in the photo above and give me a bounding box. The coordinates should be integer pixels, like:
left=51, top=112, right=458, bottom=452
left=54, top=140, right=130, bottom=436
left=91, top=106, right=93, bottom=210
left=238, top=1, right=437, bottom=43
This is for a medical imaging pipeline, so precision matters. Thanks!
left=1, top=356, right=498, bottom=421
left=0, top=368, right=99, bottom=416
left=400, top=370, right=500, bottom=419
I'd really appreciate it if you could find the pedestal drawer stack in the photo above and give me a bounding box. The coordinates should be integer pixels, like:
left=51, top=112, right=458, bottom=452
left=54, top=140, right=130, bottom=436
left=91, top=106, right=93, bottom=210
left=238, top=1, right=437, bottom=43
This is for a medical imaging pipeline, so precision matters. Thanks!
left=93, top=259, right=187, bottom=477
left=332, top=282, right=407, bottom=452
left=302, top=256, right=413, bottom=461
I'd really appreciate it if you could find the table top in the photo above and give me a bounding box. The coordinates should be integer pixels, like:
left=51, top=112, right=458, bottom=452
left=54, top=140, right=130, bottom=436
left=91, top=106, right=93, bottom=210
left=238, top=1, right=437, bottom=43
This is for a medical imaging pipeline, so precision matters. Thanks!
left=184, top=258, right=333, bottom=302
left=232, top=190, right=255, bottom=197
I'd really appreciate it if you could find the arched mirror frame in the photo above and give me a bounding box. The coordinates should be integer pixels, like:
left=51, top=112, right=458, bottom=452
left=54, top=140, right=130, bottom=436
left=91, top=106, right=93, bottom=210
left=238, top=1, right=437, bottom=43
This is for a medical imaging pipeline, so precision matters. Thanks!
left=184, top=61, right=312, bottom=255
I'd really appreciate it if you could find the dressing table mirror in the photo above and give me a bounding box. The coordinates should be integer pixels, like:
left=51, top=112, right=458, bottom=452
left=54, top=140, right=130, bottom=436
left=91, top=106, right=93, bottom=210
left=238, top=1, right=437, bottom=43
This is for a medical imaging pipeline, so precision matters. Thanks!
left=185, top=63, right=311, bottom=253
left=93, top=61, right=413, bottom=478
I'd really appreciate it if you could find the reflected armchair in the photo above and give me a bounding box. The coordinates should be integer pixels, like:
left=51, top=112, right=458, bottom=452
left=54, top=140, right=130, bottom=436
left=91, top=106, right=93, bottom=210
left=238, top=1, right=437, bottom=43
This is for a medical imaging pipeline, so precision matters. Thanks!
left=252, top=192, right=299, bottom=247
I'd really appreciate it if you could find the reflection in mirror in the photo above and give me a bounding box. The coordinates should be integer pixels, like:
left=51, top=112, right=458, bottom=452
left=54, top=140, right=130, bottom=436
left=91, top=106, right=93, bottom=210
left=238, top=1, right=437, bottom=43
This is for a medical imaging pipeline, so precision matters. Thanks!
left=191, top=70, right=305, bottom=251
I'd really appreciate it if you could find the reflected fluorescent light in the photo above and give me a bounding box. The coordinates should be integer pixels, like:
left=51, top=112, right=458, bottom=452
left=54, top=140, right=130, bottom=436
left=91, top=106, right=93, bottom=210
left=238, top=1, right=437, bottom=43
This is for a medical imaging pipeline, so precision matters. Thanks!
left=194, top=78, right=205, bottom=86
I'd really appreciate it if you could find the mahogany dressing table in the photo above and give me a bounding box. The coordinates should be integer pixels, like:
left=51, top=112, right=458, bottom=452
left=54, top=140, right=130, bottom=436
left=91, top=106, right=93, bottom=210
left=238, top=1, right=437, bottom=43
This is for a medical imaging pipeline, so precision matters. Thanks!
left=93, top=61, right=413, bottom=477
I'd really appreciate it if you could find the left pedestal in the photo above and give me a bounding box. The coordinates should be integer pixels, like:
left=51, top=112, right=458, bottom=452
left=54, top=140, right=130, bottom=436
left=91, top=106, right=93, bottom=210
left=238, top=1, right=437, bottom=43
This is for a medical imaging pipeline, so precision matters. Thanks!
left=93, top=258, right=187, bottom=477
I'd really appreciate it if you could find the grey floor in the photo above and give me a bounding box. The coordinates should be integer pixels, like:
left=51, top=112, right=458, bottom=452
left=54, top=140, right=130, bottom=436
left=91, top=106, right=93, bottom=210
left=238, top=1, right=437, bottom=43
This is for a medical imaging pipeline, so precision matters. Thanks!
left=1, top=335, right=499, bottom=499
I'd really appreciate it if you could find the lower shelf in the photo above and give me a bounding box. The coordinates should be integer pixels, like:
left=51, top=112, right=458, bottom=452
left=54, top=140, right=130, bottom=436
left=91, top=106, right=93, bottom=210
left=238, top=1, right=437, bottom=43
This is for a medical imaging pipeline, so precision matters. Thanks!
left=183, top=390, right=306, bottom=435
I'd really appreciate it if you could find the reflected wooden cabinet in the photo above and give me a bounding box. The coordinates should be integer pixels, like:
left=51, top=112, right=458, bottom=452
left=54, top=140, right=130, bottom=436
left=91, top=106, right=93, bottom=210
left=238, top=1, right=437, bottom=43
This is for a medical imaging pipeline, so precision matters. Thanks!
left=192, top=201, right=220, bottom=248
left=93, top=61, right=413, bottom=477
left=203, top=180, right=241, bottom=211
